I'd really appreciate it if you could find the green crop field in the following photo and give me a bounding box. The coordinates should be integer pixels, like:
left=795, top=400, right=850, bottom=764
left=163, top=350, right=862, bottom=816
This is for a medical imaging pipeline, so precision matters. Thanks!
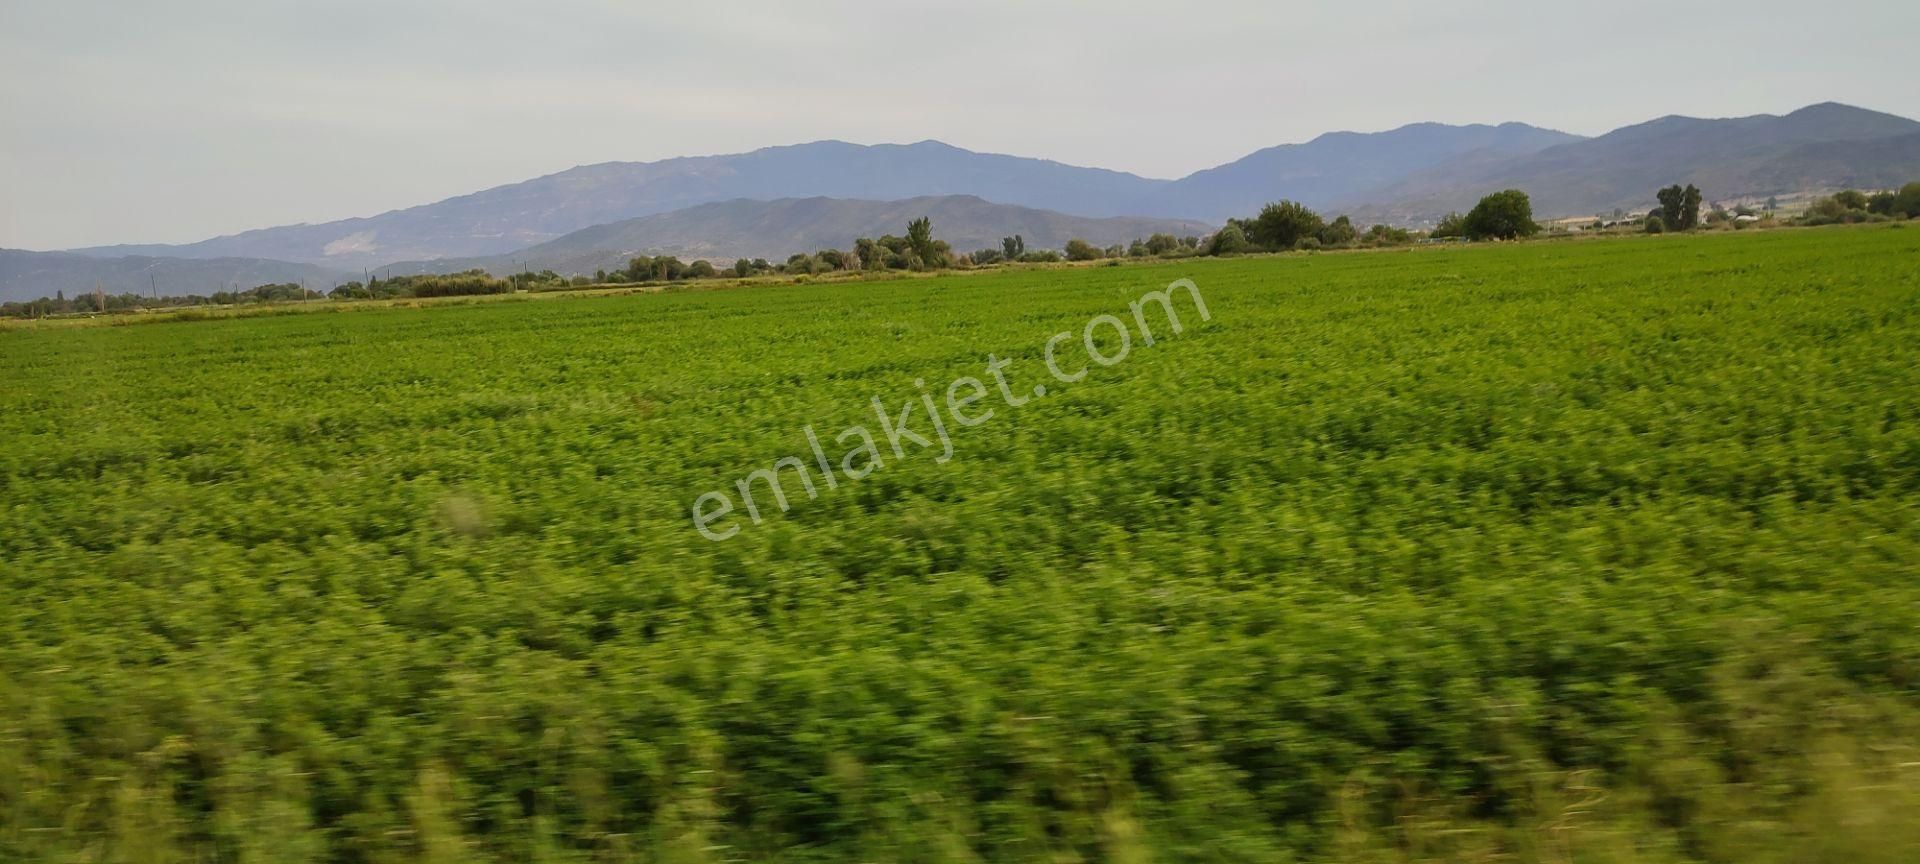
left=4, top=226, right=1920, bottom=862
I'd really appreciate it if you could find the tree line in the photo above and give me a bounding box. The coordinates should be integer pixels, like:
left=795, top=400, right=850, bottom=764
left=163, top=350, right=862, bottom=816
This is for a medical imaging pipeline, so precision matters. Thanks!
left=2, top=281, right=318, bottom=318
left=0, top=270, right=576, bottom=318
left=12, top=181, right=1918, bottom=319
left=1795, top=182, right=1920, bottom=226
left=0, top=196, right=1515, bottom=319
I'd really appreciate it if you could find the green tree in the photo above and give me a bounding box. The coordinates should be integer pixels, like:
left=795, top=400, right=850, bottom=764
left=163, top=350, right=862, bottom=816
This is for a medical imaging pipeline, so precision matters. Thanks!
left=1002, top=235, right=1024, bottom=260
left=1364, top=224, right=1411, bottom=245
left=1832, top=189, right=1869, bottom=211
left=1802, top=195, right=1854, bottom=224
left=1063, top=238, right=1101, bottom=261
left=1431, top=212, right=1467, bottom=239
left=1892, top=182, right=1920, bottom=218
left=1206, top=223, right=1250, bottom=255
left=1318, top=215, right=1357, bottom=247
left=854, top=238, right=883, bottom=270
left=1656, top=184, right=1702, bottom=230
left=1249, top=201, right=1323, bottom=250
left=906, top=218, right=937, bottom=269
left=1655, top=186, right=1681, bottom=227
left=1462, top=189, right=1540, bottom=240
left=1145, top=233, right=1180, bottom=255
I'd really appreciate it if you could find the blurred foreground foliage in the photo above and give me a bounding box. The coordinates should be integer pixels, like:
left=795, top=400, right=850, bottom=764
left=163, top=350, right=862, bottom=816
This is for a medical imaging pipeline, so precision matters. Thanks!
left=3, top=226, right=1919, bottom=861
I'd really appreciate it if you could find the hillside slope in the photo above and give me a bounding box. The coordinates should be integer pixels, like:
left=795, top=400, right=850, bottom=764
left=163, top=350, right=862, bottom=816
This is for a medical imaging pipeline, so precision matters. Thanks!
left=70, top=142, right=1173, bottom=269
left=56, top=123, right=1579, bottom=268
left=49, top=102, right=1920, bottom=263
left=380, top=195, right=1215, bottom=276
left=1159, top=121, right=1581, bottom=220
left=0, top=249, right=345, bottom=303
left=1348, top=102, right=1920, bottom=222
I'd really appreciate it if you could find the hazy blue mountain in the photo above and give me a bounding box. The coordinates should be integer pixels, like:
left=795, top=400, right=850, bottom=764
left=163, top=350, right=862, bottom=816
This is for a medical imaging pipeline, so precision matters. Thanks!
left=1347, top=102, right=1920, bottom=223
left=0, top=249, right=345, bottom=303
left=49, top=102, right=1920, bottom=266
left=1156, top=122, right=1583, bottom=220
left=380, top=195, right=1216, bottom=277
left=1739, top=131, right=1920, bottom=193
left=69, top=142, right=1171, bottom=269
left=55, top=123, right=1578, bottom=268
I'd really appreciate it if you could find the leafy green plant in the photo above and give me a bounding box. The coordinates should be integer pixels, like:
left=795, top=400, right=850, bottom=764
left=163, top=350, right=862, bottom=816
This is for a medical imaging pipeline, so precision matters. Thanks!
left=3, top=228, right=1918, bottom=862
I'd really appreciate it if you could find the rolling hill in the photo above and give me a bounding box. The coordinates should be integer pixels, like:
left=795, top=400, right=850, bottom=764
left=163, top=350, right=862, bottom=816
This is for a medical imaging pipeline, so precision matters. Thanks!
left=67, top=142, right=1173, bottom=270
left=0, top=249, right=345, bottom=304
left=60, top=123, right=1580, bottom=268
left=379, top=195, right=1216, bottom=277
left=37, top=102, right=1920, bottom=275
left=1159, top=122, right=1583, bottom=221
left=1345, top=102, right=1920, bottom=223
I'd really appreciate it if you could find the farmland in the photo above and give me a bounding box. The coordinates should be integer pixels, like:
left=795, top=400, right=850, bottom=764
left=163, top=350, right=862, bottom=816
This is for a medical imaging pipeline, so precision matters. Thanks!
left=4, top=226, right=1920, bottom=861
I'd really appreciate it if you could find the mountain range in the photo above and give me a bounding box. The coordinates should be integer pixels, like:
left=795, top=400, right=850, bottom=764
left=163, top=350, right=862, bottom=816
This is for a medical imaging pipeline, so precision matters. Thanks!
left=67, top=141, right=1177, bottom=270
left=1347, top=102, right=1920, bottom=223
left=52, top=121, right=1596, bottom=272
left=8, top=101, right=1917, bottom=302
left=0, top=249, right=343, bottom=304
left=379, top=196, right=1215, bottom=278
left=1172, top=122, right=1584, bottom=222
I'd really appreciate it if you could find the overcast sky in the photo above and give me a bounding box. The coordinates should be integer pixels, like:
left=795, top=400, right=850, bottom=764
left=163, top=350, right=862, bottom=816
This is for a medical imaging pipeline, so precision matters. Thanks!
left=3, top=0, right=1915, bottom=250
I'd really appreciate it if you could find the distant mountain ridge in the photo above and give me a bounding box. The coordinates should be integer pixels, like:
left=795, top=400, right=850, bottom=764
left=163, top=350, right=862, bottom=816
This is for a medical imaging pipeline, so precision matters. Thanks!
left=1163, top=122, right=1583, bottom=221
left=1345, top=102, right=1920, bottom=222
left=0, top=249, right=343, bottom=304
left=68, top=141, right=1174, bottom=269
left=23, top=101, right=1920, bottom=299
left=380, top=196, right=1216, bottom=277
left=61, top=121, right=1587, bottom=268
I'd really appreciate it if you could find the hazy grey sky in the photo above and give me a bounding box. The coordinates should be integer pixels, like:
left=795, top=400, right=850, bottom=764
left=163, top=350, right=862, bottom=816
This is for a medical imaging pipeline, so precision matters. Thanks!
left=3, top=0, right=1915, bottom=250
